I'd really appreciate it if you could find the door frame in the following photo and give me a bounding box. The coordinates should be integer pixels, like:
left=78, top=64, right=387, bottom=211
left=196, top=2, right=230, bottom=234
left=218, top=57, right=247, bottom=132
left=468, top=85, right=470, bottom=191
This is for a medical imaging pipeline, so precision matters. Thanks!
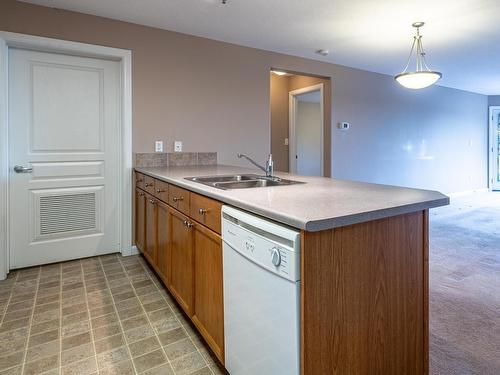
left=0, top=31, right=133, bottom=280
left=489, top=106, right=500, bottom=191
left=288, top=83, right=324, bottom=175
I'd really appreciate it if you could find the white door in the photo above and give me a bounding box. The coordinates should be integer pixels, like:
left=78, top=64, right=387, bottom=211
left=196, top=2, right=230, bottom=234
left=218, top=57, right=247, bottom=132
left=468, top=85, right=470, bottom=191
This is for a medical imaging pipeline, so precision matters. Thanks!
left=8, top=48, right=121, bottom=268
left=490, top=107, right=500, bottom=190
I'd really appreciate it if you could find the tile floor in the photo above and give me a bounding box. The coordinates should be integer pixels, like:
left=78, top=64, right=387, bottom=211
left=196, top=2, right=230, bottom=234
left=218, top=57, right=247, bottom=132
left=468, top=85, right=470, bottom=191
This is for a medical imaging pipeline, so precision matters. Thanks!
left=0, top=254, right=225, bottom=375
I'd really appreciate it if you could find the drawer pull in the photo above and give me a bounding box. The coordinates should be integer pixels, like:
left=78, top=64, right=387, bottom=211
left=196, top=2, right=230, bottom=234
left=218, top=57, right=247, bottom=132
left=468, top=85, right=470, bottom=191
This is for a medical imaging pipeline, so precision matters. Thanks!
left=172, top=196, right=184, bottom=202
left=156, top=188, right=166, bottom=193
left=149, top=199, right=156, bottom=204
left=145, top=182, right=152, bottom=187
left=198, top=208, right=207, bottom=215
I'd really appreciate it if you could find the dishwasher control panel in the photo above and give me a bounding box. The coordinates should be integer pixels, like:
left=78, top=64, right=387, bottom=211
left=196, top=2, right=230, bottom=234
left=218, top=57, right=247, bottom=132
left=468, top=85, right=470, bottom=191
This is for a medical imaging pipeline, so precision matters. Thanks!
left=222, top=207, right=300, bottom=282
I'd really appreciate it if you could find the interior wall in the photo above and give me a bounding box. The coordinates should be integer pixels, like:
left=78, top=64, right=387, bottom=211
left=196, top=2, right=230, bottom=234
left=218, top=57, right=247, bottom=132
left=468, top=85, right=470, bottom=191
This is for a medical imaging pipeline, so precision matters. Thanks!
left=489, top=96, right=500, bottom=106
left=270, top=74, right=331, bottom=175
left=0, top=0, right=489, bottom=193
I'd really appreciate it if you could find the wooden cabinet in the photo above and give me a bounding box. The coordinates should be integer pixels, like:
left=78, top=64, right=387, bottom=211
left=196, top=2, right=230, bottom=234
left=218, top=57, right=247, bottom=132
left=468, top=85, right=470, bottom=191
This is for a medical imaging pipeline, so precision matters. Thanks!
left=134, top=171, right=224, bottom=364
left=168, top=208, right=194, bottom=315
left=169, top=185, right=190, bottom=215
left=156, top=200, right=170, bottom=283
left=190, top=192, right=223, bottom=234
left=144, top=193, right=157, bottom=265
left=135, top=188, right=146, bottom=252
left=192, top=223, right=224, bottom=363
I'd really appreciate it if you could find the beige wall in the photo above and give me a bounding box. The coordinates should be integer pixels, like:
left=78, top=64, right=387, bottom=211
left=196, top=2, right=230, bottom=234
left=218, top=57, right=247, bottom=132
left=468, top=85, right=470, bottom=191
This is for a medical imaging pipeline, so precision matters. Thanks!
left=0, top=0, right=489, bottom=193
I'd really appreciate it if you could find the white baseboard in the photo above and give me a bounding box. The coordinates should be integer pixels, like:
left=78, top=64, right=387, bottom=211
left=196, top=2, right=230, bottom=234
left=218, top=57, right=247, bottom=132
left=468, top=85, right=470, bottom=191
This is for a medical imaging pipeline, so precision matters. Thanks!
left=447, top=188, right=489, bottom=198
left=130, top=245, right=140, bottom=256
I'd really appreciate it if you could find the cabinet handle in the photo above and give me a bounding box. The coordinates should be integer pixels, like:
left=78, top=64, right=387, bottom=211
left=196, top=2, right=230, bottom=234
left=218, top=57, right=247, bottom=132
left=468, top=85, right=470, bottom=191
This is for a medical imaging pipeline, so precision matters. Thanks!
left=172, top=196, right=184, bottom=202
left=198, top=208, right=207, bottom=215
left=186, top=221, right=194, bottom=228
left=156, top=188, right=166, bottom=193
left=139, top=192, right=144, bottom=197
left=149, top=199, right=156, bottom=205
left=145, top=182, right=152, bottom=187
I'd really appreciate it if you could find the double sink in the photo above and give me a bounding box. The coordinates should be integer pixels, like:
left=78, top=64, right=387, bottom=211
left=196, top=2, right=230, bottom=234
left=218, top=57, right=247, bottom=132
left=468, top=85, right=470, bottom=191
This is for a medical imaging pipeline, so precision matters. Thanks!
left=185, top=174, right=303, bottom=190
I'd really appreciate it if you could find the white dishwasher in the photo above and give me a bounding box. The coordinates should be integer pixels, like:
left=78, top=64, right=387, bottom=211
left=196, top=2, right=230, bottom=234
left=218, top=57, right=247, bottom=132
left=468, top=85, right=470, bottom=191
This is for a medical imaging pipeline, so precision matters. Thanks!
left=222, top=206, right=301, bottom=375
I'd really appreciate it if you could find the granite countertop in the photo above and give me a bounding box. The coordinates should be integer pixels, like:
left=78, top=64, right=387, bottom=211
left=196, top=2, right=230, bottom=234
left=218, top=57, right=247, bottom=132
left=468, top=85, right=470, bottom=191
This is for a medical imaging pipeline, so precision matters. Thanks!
left=135, top=165, right=449, bottom=231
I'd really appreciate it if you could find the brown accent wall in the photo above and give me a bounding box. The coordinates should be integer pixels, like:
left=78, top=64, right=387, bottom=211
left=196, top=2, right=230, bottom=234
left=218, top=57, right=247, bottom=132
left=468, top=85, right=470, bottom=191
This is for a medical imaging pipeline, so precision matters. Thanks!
left=270, top=74, right=331, bottom=174
left=0, top=0, right=488, bottom=192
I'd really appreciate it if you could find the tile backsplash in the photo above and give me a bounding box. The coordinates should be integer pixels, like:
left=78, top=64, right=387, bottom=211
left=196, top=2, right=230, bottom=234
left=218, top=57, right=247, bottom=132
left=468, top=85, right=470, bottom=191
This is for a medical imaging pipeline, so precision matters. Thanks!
left=134, top=152, right=217, bottom=168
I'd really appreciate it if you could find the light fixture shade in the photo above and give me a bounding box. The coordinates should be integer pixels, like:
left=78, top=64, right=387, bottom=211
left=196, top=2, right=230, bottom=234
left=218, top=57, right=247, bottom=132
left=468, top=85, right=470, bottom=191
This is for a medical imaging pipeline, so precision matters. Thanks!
left=395, top=22, right=442, bottom=89
left=395, top=71, right=442, bottom=89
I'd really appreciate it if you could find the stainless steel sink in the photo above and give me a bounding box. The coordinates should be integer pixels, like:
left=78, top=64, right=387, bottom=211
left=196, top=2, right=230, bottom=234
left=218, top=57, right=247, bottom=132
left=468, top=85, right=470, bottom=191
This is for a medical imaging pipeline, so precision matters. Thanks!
left=185, top=174, right=304, bottom=190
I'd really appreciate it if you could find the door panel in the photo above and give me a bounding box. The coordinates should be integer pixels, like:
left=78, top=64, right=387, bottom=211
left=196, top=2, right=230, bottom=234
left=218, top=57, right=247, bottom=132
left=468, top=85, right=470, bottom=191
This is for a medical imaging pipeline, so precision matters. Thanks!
left=9, top=48, right=120, bottom=268
left=156, top=201, right=170, bottom=282
left=168, top=208, right=194, bottom=315
left=144, top=194, right=158, bottom=265
left=135, top=189, right=146, bottom=253
left=192, top=224, right=224, bottom=363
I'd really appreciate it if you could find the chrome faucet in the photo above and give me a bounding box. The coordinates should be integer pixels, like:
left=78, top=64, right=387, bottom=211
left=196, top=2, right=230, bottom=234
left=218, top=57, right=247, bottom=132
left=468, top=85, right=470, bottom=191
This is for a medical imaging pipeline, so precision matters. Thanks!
left=237, top=153, right=274, bottom=177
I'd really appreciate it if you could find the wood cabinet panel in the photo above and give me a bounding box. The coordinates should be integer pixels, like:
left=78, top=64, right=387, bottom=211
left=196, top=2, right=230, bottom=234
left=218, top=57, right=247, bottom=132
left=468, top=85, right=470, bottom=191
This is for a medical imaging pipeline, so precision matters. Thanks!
left=135, top=172, right=145, bottom=190
left=190, top=192, right=222, bottom=234
left=144, top=193, right=157, bottom=266
left=134, top=188, right=146, bottom=253
left=192, top=223, right=224, bottom=363
left=156, top=200, right=170, bottom=283
left=168, top=208, right=194, bottom=315
left=301, top=211, right=426, bottom=375
left=144, top=175, right=155, bottom=195
left=154, top=179, right=169, bottom=202
left=168, top=185, right=190, bottom=215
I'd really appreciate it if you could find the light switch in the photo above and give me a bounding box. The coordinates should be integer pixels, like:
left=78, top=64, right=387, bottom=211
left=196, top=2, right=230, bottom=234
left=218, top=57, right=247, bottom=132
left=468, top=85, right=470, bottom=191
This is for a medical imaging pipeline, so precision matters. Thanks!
left=174, top=141, right=183, bottom=152
left=284, top=138, right=289, bottom=146
left=155, top=140, right=163, bottom=152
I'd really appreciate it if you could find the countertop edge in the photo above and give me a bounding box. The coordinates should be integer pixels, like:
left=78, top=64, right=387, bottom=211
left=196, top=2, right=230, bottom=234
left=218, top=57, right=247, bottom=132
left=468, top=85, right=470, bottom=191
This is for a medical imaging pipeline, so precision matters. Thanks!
left=135, top=167, right=449, bottom=231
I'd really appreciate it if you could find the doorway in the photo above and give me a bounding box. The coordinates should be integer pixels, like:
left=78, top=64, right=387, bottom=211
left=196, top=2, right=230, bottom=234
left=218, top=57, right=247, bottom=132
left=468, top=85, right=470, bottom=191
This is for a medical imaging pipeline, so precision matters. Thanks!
left=0, top=32, right=132, bottom=278
left=490, top=106, right=500, bottom=190
left=289, top=84, right=324, bottom=176
left=269, top=70, right=330, bottom=176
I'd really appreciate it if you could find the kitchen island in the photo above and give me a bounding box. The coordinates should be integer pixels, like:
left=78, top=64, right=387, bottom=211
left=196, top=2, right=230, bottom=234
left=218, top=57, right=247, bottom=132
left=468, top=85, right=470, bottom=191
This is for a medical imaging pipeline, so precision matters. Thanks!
left=134, top=165, right=448, bottom=375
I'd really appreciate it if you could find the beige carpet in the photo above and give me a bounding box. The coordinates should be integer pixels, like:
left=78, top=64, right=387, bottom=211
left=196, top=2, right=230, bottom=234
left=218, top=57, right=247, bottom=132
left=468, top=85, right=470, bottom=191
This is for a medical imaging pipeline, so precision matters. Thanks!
left=429, top=192, right=500, bottom=375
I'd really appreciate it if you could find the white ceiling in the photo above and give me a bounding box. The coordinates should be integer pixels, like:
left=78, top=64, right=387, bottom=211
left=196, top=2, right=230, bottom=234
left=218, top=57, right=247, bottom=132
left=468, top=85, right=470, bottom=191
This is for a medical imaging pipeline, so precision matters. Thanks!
left=21, top=0, right=500, bottom=95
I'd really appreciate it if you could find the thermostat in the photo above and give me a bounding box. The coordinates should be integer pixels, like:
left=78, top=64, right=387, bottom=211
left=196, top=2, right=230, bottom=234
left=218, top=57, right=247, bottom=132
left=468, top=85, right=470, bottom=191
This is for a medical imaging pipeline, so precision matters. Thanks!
left=337, top=122, right=350, bottom=130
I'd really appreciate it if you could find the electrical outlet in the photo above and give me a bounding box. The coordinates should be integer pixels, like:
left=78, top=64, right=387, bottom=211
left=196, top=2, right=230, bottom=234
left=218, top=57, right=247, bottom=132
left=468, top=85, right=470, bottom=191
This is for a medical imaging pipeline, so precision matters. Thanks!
left=174, top=141, right=183, bottom=152
left=155, top=140, right=163, bottom=153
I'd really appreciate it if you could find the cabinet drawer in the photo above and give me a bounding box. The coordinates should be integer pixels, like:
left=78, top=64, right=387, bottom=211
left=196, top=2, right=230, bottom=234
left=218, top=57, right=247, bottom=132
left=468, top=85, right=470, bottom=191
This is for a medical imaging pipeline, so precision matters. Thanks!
left=135, top=172, right=145, bottom=189
left=154, top=179, right=169, bottom=202
left=190, top=193, right=222, bottom=234
left=169, top=185, right=190, bottom=215
left=143, top=175, right=155, bottom=194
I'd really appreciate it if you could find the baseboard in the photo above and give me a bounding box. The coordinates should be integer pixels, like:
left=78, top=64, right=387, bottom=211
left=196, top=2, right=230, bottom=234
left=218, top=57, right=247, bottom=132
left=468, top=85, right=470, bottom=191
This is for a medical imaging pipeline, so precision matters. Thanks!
left=447, top=188, right=489, bottom=198
left=130, top=245, right=140, bottom=256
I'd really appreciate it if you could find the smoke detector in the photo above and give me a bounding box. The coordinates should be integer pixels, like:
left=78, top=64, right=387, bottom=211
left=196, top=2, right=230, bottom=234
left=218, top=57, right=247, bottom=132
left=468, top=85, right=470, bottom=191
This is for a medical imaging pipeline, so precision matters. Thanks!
left=315, top=49, right=329, bottom=56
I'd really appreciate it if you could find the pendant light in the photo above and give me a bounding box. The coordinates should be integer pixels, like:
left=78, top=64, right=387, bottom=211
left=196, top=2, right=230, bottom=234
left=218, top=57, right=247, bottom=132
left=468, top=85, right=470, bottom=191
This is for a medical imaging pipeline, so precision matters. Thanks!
left=395, top=22, right=442, bottom=89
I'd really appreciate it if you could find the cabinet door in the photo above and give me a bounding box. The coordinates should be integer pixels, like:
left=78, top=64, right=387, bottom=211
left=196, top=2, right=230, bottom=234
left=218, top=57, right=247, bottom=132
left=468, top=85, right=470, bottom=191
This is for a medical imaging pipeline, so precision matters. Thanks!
left=144, top=193, right=158, bottom=266
left=168, top=208, right=194, bottom=315
left=192, top=223, right=224, bottom=363
left=135, top=188, right=146, bottom=253
left=156, top=200, right=170, bottom=283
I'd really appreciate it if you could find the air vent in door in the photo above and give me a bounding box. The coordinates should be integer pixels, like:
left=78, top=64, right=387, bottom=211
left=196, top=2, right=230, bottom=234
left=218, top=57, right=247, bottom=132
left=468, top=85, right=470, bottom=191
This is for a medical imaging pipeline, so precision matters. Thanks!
left=39, top=192, right=97, bottom=235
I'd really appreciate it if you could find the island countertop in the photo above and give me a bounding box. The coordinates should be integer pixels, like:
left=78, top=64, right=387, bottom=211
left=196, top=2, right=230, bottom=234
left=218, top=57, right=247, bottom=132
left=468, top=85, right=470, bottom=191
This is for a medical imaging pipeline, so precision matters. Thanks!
left=135, top=165, right=449, bottom=231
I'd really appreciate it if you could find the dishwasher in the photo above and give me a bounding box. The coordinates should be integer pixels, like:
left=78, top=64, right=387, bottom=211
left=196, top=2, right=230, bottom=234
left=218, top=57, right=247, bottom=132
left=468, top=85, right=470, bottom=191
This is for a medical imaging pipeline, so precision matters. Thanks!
left=222, top=206, right=301, bottom=375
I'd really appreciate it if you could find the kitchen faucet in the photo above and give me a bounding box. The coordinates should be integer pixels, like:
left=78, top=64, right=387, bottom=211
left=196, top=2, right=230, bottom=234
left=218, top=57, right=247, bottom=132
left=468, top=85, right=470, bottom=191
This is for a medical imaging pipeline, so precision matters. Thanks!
left=237, top=153, right=274, bottom=177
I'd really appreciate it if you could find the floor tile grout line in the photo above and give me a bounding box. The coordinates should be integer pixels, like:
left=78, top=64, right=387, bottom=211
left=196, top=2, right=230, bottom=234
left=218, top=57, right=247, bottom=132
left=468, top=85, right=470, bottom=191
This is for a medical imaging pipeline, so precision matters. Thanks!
left=77, top=259, right=99, bottom=374
left=0, top=270, right=18, bottom=329
left=19, top=266, right=42, bottom=374
left=98, top=255, right=140, bottom=374
left=134, top=256, right=215, bottom=374
left=117, top=255, right=176, bottom=374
